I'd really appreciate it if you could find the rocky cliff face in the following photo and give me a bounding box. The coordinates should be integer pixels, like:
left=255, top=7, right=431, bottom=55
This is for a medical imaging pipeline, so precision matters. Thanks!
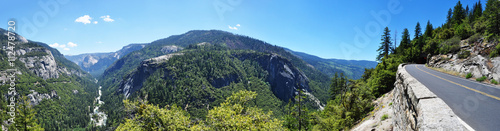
left=118, top=53, right=182, bottom=98
left=393, top=64, right=467, bottom=130
left=15, top=47, right=77, bottom=79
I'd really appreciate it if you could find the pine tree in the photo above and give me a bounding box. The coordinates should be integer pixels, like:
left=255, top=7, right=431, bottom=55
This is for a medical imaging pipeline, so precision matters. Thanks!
left=424, top=20, right=434, bottom=38
left=414, top=22, right=422, bottom=40
left=452, top=1, right=466, bottom=26
left=9, top=96, right=44, bottom=131
left=377, top=27, right=392, bottom=62
left=400, top=28, right=411, bottom=49
left=446, top=8, right=453, bottom=28
left=484, top=0, right=500, bottom=36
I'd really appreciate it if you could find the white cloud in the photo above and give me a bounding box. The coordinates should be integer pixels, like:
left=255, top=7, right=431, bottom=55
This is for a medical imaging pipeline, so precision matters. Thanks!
left=59, top=44, right=66, bottom=48
left=49, top=43, right=60, bottom=48
left=100, top=15, right=114, bottom=22
left=93, top=21, right=98, bottom=24
left=236, top=24, right=240, bottom=27
left=75, top=15, right=92, bottom=24
left=63, top=48, right=70, bottom=51
left=96, top=41, right=102, bottom=44
left=67, top=42, right=78, bottom=47
left=228, top=25, right=238, bottom=30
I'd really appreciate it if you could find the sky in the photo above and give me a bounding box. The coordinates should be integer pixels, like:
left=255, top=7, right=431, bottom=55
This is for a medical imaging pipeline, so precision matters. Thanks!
left=1, top=0, right=484, bottom=61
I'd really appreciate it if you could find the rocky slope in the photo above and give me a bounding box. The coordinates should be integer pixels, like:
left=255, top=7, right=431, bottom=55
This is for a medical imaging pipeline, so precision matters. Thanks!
left=428, top=37, right=500, bottom=82
left=0, top=28, right=99, bottom=130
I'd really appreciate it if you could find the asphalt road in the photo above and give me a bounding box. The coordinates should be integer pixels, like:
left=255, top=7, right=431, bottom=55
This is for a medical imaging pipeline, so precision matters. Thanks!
left=405, top=64, right=500, bottom=131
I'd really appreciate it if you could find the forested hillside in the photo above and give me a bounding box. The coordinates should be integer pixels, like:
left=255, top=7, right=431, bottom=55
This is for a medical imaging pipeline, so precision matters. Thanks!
left=0, top=28, right=99, bottom=130
left=286, top=49, right=377, bottom=79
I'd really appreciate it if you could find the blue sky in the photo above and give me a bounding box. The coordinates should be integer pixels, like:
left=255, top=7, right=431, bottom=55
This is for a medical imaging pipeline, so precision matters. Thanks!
left=1, top=0, right=483, bottom=61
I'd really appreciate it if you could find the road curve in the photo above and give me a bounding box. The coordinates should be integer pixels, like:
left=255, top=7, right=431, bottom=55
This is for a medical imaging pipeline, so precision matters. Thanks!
left=405, top=64, right=500, bottom=131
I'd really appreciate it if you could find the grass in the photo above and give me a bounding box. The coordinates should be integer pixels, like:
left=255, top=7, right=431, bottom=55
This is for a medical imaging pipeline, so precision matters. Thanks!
left=492, top=79, right=499, bottom=85
left=466, top=73, right=472, bottom=79
left=476, top=76, right=487, bottom=82
left=381, top=114, right=389, bottom=121
left=389, top=102, right=393, bottom=106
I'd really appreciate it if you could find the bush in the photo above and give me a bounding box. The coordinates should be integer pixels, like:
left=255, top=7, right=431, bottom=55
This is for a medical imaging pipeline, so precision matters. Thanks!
left=381, top=114, right=389, bottom=121
left=455, top=23, right=473, bottom=39
left=476, top=76, right=487, bottom=82
left=490, top=43, right=500, bottom=58
left=439, top=36, right=461, bottom=54
left=389, top=102, right=393, bottom=106
left=466, top=73, right=473, bottom=79
left=468, top=33, right=482, bottom=44
left=458, top=50, right=470, bottom=59
left=492, top=79, right=498, bottom=85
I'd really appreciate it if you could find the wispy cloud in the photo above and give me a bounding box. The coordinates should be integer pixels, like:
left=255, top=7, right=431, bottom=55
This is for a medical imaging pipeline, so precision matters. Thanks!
left=100, top=15, right=115, bottom=22
left=50, top=42, right=77, bottom=51
left=75, top=15, right=92, bottom=24
left=93, top=21, right=98, bottom=24
left=228, top=25, right=238, bottom=30
left=67, top=42, right=78, bottom=47
left=228, top=24, right=241, bottom=30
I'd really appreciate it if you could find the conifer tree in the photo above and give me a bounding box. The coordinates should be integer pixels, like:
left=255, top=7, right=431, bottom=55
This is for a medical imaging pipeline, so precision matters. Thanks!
left=377, top=27, right=392, bottom=62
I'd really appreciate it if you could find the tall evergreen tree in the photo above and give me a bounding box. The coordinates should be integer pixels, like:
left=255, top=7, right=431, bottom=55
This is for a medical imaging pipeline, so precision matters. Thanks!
left=377, top=27, right=392, bottom=62
left=400, top=28, right=411, bottom=49
left=9, top=96, right=44, bottom=131
left=484, top=0, right=500, bottom=36
left=414, top=22, right=422, bottom=40
left=424, top=20, right=434, bottom=38
left=452, top=1, right=466, bottom=26
left=446, top=8, right=453, bottom=28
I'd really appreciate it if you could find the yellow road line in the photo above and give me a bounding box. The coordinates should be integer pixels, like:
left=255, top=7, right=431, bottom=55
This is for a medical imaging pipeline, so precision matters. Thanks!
left=414, top=65, right=500, bottom=101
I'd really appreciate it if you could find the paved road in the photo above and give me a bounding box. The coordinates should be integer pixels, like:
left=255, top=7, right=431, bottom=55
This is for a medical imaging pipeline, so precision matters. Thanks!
left=405, top=64, right=500, bottom=131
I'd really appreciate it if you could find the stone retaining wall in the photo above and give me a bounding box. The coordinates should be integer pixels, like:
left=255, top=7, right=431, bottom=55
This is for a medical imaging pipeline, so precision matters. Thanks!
left=392, top=64, right=468, bottom=130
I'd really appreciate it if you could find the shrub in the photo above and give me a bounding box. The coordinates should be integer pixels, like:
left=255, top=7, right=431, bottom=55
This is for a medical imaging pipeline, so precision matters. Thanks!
left=381, top=114, right=389, bottom=121
left=466, top=73, right=473, bottom=79
left=458, top=50, right=470, bottom=59
left=490, top=43, right=500, bottom=58
left=439, top=36, right=461, bottom=54
left=492, top=79, right=498, bottom=85
left=476, top=76, right=487, bottom=82
left=468, top=33, right=482, bottom=44
left=389, top=102, right=393, bottom=106
left=455, top=23, right=473, bottom=39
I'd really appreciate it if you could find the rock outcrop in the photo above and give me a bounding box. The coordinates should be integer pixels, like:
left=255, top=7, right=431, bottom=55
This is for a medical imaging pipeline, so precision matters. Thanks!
left=118, top=53, right=183, bottom=98
left=392, top=64, right=468, bottom=130
left=16, top=47, right=68, bottom=79
left=27, top=90, right=59, bottom=106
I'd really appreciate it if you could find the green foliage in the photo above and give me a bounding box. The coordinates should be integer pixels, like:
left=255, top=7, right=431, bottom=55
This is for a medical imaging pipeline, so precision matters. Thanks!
left=490, top=43, right=500, bottom=57
left=458, top=50, right=471, bottom=59
left=117, top=90, right=285, bottom=130
left=330, top=73, right=347, bottom=100
left=381, top=114, right=389, bottom=121
left=116, top=100, right=191, bottom=131
left=476, top=76, right=487, bottom=82
left=389, top=102, right=393, bottom=106
left=484, top=0, right=500, bottom=36
left=491, top=79, right=498, bottom=84
left=439, top=36, right=461, bottom=54
left=377, top=27, right=393, bottom=61
left=468, top=33, right=482, bottom=44
left=9, top=96, right=44, bottom=131
left=466, top=73, right=473, bottom=79
left=455, top=22, right=473, bottom=39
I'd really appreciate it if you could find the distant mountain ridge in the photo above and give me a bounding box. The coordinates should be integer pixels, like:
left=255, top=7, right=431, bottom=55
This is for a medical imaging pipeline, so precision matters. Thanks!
left=286, top=49, right=378, bottom=79
left=65, top=43, right=147, bottom=77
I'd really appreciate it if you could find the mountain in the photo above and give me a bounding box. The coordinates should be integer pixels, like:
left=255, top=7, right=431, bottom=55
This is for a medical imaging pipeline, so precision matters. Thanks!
left=0, top=28, right=99, bottom=130
left=98, top=30, right=333, bottom=127
left=286, top=49, right=378, bottom=79
left=65, top=43, right=148, bottom=77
